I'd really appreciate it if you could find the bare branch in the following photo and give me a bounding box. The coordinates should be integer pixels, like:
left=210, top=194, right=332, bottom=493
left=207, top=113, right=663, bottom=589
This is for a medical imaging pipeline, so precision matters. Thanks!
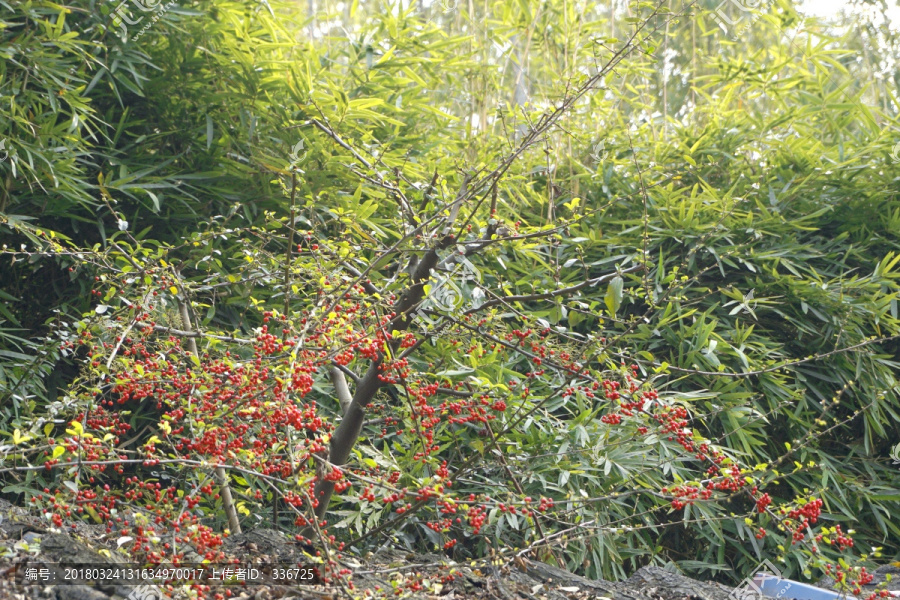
left=174, top=281, right=241, bottom=535
left=463, top=264, right=643, bottom=315
left=330, top=366, right=353, bottom=416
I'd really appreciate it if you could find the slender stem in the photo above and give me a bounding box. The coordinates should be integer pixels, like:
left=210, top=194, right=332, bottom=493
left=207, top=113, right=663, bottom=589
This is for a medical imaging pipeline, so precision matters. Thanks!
left=284, top=171, right=298, bottom=331
left=176, top=283, right=242, bottom=535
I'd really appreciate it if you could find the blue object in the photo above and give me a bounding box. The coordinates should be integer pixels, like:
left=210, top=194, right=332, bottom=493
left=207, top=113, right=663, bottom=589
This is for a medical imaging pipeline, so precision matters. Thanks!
left=751, top=573, right=847, bottom=600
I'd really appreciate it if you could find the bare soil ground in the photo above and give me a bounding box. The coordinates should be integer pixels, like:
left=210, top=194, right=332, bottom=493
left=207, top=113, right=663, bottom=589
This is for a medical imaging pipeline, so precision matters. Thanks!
left=1, top=499, right=893, bottom=600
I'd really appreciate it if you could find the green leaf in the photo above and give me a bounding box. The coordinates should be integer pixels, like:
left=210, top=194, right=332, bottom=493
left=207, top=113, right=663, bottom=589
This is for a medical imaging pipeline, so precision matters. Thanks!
left=604, top=276, right=624, bottom=317
left=206, top=114, right=214, bottom=150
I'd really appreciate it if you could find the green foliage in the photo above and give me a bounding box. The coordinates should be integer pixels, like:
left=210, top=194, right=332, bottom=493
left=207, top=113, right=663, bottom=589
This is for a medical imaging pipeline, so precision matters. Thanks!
left=556, top=33, right=900, bottom=576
